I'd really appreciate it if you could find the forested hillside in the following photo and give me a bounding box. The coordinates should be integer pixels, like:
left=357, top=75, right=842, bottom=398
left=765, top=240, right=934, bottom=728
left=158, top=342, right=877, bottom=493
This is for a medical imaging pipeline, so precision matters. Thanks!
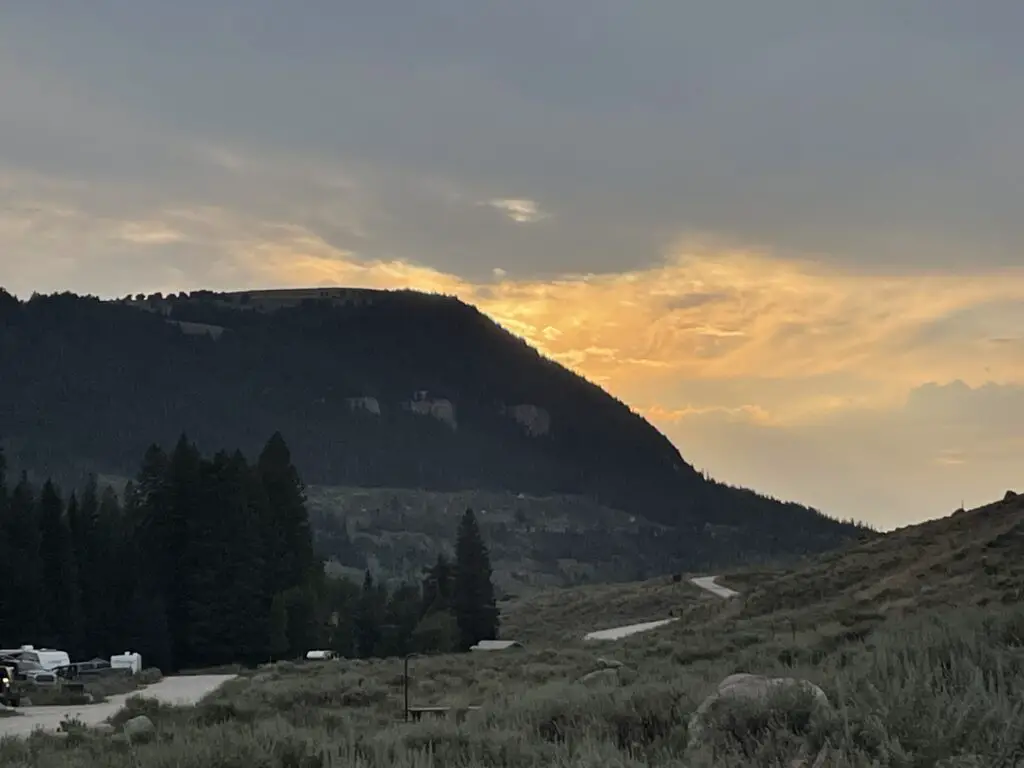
left=0, top=437, right=502, bottom=669
left=0, top=288, right=869, bottom=568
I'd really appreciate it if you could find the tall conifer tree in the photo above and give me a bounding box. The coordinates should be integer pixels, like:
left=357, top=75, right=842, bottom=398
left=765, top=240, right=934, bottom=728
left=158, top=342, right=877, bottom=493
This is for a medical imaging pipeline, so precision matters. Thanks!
left=453, top=508, right=499, bottom=650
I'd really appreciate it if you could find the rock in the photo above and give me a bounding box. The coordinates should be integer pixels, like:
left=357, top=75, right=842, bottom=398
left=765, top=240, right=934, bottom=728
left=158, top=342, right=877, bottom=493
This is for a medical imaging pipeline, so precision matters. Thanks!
left=122, top=715, right=156, bottom=742
left=578, top=668, right=620, bottom=685
left=687, top=673, right=831, bottom=753
left=94, top=723, right=115, bottom=735
left=1004, top=490, right=1018, bottom=502
left=595, top=658, right=623, bottom=670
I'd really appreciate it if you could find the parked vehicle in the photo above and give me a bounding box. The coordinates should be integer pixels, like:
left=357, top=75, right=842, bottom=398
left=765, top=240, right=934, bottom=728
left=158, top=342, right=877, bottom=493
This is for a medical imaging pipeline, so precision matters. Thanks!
left=111, top=651, right=142, bottom=675
left=17, top=646, right=70, bottom=672
left=11, top=658, right=57, bottom=685
left=0, top=662, right=20, bottom=707
left=62, top=658, right=114, bottom=679
left=0, top=651, right=63, bottom=684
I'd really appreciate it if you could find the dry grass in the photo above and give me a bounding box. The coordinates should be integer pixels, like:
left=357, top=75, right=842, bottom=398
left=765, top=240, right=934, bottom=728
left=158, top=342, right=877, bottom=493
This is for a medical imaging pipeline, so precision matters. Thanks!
left=4, top=493, right=1024, bottom=766
left=5, top=605, right=1024, bottom=766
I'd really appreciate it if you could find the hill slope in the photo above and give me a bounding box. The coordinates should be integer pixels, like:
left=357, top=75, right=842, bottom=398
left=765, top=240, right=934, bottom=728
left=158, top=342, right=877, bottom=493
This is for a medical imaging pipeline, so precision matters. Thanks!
left=734, top=489, right=1024, bottom=621
left=505, top=490, right=1024, bottom=650
left=0, top=287, right=867, bottom=568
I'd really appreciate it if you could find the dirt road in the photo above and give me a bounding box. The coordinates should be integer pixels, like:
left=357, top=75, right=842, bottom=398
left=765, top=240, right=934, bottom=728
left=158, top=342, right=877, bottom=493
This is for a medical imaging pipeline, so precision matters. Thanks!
left=690, top=575, right=740, bottom=599
left=0, top=674, right=235, bottom=738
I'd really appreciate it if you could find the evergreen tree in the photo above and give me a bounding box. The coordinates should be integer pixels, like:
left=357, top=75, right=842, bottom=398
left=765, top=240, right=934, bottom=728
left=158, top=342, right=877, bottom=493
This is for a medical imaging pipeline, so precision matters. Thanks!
left=63, top=493, right=86, bottom=657
left=123, top=588, right=173, bottom=672
left=412, top=608, right=459, bottom=654
left=321, top=576, right=360, bottom=657
left=93, top=485, right=129, bottom=657
left=0, top=450, right=12, bottom=642
left=3, top=474, right=46, bottom=643
left=453, top=508, right=499, bottom=650
left=354, top=570, right=382, bottom=658
left=38, top=480, right=82, bottom=650
left=185, top=451, right=268, bottom=666
left=72, top=476, right=103, bottom=658
left=258, top=433, right=319, bottom=657
left=165, top=435, right=203, bottom=667
left=379, top=584, right=420, bottom=657
left=258, top=432, right=316, bottom=596
left=268, top=592, right=290, bottom=660
left=420, top=553, right=454, bottom=616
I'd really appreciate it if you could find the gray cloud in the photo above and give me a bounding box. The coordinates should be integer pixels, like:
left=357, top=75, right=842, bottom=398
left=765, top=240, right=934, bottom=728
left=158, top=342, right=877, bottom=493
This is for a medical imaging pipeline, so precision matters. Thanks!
left=2, top=1, right=1024, bottom=282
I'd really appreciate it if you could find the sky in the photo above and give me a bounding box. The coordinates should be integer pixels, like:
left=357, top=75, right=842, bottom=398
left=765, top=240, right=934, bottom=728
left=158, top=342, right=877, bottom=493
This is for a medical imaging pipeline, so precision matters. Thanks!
left=2, top=2, right=1023, bottom=530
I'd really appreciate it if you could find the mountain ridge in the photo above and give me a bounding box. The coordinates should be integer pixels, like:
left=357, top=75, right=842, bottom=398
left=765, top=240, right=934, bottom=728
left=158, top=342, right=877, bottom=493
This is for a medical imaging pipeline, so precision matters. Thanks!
left=0, top=286, right=870, bottom=570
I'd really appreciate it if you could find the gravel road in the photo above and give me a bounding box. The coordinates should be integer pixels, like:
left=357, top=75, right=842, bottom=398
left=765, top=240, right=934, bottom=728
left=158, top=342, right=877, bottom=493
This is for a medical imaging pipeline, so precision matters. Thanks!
left=689, top=575, right=740, bottom=599
left=0, top=674, right=236, bottom=738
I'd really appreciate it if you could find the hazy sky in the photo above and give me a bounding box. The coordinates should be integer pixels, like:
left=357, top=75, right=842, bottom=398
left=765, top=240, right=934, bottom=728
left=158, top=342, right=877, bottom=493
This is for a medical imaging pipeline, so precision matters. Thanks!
left=2, top=2, right=1023, bottom=530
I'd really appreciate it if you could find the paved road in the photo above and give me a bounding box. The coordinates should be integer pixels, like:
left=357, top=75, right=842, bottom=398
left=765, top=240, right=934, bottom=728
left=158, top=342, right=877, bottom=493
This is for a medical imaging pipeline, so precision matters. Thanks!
left=0, top=674, right=236, bottom=738
left=690, top=575, right=740, bottom=599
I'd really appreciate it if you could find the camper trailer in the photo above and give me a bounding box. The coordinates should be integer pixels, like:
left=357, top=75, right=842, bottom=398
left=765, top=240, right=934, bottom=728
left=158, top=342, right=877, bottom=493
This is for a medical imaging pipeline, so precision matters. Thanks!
left=1, top=645, right=70, bottom=673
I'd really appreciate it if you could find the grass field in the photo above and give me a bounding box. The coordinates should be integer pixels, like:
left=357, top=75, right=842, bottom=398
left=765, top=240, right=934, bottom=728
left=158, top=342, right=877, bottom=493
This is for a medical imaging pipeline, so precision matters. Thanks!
left=3, top=493, right=1022, bottom=766
left=3, top=603, right=1023, bottom=766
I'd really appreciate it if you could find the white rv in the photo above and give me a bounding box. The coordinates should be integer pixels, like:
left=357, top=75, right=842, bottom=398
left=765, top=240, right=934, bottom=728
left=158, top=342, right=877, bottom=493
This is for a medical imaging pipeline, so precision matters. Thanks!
left=8, top=645, right=70, bottom=672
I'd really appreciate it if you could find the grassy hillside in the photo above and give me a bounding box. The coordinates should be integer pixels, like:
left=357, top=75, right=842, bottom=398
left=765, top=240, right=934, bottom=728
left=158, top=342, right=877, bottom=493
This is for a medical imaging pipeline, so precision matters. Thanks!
left=501, top=490, right=1024, bottom=656
left=6, top=493, right=1024, bottom=766
left=0, top=287, right=867, bottom=570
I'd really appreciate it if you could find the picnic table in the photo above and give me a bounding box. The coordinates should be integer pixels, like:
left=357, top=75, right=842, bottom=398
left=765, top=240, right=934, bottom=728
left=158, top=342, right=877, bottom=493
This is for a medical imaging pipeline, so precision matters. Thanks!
left=406, top=705, right=482, bottom=723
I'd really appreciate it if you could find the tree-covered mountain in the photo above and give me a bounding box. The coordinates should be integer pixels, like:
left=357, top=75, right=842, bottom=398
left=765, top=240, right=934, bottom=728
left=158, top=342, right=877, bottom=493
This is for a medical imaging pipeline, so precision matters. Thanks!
left=0, top=287, right=870, bottom=568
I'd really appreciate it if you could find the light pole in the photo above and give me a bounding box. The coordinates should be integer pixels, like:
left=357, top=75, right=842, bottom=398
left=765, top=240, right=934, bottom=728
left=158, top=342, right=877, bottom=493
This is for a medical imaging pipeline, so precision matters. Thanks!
left=403, top=653, right=417, bottom=721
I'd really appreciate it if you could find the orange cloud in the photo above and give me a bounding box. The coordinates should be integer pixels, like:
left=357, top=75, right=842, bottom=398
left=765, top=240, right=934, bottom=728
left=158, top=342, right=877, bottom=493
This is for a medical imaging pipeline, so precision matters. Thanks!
left=9, top=194, right=1022, bottom=430
left=231, top=228, right=1024, bottom=423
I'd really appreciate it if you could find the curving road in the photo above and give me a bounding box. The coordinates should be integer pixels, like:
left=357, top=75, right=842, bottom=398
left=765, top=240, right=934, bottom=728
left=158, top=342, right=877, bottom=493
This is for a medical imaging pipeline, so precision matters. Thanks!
left=0, top=674, right=235, bottom=739
left=581, top=574, right=741, bottom=641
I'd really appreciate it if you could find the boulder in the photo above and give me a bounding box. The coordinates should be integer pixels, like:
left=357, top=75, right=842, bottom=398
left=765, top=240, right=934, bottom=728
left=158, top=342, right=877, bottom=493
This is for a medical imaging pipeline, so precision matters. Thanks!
left=687, top=673, right=830, bottom=753
left=595, top=658, right=623, bottom=670
left=122, top=714, right=156, bottom=742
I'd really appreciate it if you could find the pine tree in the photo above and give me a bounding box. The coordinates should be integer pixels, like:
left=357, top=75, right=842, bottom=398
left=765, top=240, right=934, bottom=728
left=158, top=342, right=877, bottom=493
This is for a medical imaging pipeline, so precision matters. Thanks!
left=379, top=584, right=420, bottom=657
left=453, top=508, right=499, bottom=651
left=72, top=476, right=103, bottom=657
left=0, top=449, right=12, bottom=642
left=94, top=485, right=128, bottom=657
left=268, top=592, right=290, bottom=661
left=4, top=474, right=46, bottom=643
left=184, top=451, right=269, bottom=666
left=354, top=570, right=382, bottom=658
left=63, top=493, right=86, bottom=657
left=258, top=432, right=316, bottom=596
left=38, top=480, right=81, bottom=650
left=420, top=553, right=454, bottom=616
left=165, top=435, right=203, bottom=667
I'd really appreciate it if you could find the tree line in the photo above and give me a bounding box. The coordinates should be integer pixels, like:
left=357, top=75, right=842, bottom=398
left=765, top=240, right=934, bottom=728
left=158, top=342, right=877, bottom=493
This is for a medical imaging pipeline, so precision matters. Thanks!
left=0, top=434, right=499, bottom=671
